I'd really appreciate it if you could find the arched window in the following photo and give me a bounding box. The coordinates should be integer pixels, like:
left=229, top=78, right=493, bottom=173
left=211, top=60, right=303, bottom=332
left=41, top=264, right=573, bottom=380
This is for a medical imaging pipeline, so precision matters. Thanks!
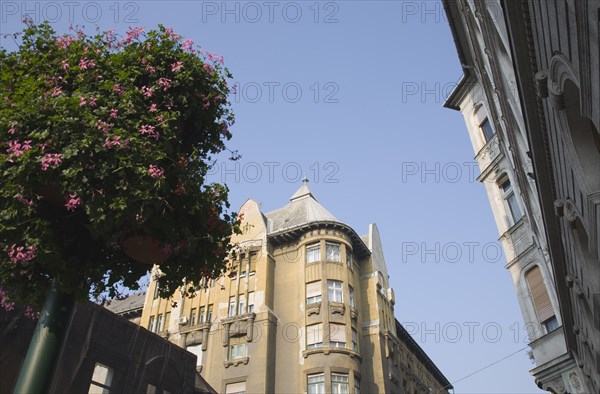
left=525, top=266, right=558, bottom=333
left=563, top=80, right=600, bottom=193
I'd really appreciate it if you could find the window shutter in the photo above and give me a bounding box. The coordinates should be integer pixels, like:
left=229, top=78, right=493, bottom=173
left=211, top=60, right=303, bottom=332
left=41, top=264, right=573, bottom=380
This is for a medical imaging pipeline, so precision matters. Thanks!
left=225, top=381, right=246, bottom=394
left=330, top=324, right=346, bottom=343
left=306, top=281, right=321, bottom=299
left=230, top=336, right=245, bottom=346
left=307, top=323, right=323, bottom=345
left=526, top=267, right=554, bottom=323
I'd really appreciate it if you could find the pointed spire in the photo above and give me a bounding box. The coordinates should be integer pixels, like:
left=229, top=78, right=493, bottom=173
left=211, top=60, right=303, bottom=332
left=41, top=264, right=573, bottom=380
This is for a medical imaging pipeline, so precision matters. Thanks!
left=290, top=177, right=315, bottom=201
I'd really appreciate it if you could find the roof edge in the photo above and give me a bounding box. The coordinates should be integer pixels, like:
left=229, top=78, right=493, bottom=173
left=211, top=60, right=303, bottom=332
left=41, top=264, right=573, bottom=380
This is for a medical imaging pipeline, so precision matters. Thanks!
left=395, top=319, right=454, bottom=390
left=267, top=220, right=371, bottom=258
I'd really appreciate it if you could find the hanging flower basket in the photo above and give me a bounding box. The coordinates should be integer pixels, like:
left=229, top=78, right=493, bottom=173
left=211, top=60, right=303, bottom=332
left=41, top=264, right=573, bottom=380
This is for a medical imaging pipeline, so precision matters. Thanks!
left=0, top=21, right=241, bottom=310
left=121, top=233, right=171, bottom=265
left=37, top=183, right=65, bottom=207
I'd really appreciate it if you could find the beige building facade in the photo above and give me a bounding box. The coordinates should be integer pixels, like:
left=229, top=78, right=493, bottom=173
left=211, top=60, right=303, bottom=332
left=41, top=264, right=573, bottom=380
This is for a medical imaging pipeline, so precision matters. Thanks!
left=443, top=0, right=599, bottom=392
left=140, top=182, right=451, bottom=393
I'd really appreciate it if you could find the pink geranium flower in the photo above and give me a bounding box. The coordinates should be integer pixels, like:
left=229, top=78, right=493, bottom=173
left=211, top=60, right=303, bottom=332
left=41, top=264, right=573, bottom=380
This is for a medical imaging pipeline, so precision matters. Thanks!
left=65, top=194, right=81, bottom=211
left=148, top=164, right=164, bottom=178
left=41, top=153, right=62, bottom=170
left=103, top=136, right=121, bottom=149
left=157, top=77, right=172, bottom=90
left=8, top=244, right=37, bottom=264
left=141, top=86, right=153, bottom=98
left=171, top=61, right=183, bottom=72
left=182, top=39, right=194, bottom=52
left=140, top=124, right=159, bottom=140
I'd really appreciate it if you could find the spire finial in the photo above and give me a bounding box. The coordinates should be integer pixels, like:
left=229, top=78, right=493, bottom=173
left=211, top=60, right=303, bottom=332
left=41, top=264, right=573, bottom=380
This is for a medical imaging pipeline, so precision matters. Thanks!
left=290, top=176, right=313, bottom=201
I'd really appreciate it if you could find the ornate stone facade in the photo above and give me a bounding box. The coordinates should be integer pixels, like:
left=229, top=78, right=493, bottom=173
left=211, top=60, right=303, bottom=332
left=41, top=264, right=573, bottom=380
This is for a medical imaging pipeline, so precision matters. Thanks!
left=444, top=0, right=599, bottom=392
left=140, top=182, right=452, bottom=393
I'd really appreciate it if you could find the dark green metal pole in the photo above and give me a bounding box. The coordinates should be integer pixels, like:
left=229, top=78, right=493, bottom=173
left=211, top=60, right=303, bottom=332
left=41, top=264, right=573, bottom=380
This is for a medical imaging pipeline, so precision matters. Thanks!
left=12, top=282, right=75, bottom=394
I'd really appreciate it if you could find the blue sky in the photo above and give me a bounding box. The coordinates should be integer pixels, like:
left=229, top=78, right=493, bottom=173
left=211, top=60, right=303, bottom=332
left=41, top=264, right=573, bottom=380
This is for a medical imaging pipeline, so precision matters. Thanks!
left=1, top=1, right=546, bottom=392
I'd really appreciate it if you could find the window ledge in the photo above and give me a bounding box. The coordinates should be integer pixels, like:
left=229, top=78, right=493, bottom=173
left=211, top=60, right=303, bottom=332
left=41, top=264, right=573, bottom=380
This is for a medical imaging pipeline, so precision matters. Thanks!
left=350, top=307, right=358, bottom=320
left=329, top=302, right=345, bottom=316
left=221, top=312, right=256, bottom=325
left=222, top=313, right=257, bottom=346
left=529, top=324, right=564, bottom=347
left=180, top=322, right=211, bottom=334
left=303, top=346, right=361, bottom=361
left=306, top=302, right=322, bottom=316
left=224, top=357, right=249, bottom=368
left=500, top=216, right=526, bottom=237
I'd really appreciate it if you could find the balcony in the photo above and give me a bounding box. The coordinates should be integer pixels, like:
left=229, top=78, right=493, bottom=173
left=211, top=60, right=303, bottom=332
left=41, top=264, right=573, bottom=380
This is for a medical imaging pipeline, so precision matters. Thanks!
left=529, top=325, right=567, bottom=368
left=329, top=302, right=345, bottom=316
left=306, top=301, right=321, bottom=317
left=221, top=312, right=256, bottom=345
left=475, top=133, right=502, bottom=181
left=302, top=345, right=361, bottom=361
left=500, top=217, right=533, bottom=265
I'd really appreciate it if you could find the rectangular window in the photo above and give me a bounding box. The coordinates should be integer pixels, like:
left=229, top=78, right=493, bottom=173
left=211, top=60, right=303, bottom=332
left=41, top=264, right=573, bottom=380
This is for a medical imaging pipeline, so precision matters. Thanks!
left=199, top=307, right=206, bottom=324
left=163, top=312, right=170, bottom=331
left=148, top=316, right=155, bottom=333
left=307, top=373, right=325, bottom=394
left=88, top=363, right=114, bottom=393
left=354, top=376, right=360, bottom=394
left=229, top=297, right=236, bottom=317
left=210, top=278, right=216, bottom=287
left=153, top=283, right=160, bottom=299
left=480, top=118, right=495, bottom=142
left=349, top=285, right=355, bottom=309
left=238, top=294, right=246, bottom=315
left=543, top=316, right=559, bottom=332
left=331, top=373, right=349, bottom=394
left=346, top=249, right=352, bottom=268
left=228, top=343, right=248, bottom=360
left=326, top=242, right=341, bottom=262
left=249, top=252, right=257, bottom=275
left=306, top=243, right=320, bottom=263
left=506, top=193, right=523, bottom=223
left=190, top=308, right=197, bottom=326
left=352, top=328, right=359, bottom=352
left=207, top=304, right=213, bottom=323
left=306, top=323, right=323, bottom=349
left=328, top=280, right=343, bottom=303
left=248, top=292, right=255, bottom=313
left=240, top=255, right=247, bottom=278
left=156, top=314, right=163, bottom=333
left=306, top=281, right=322, bottom=305
left=225, top=381, right=247, bottom=394
left=500, top=178, right=523, bottom=224
left=329, top=323, right=346, bottom=348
